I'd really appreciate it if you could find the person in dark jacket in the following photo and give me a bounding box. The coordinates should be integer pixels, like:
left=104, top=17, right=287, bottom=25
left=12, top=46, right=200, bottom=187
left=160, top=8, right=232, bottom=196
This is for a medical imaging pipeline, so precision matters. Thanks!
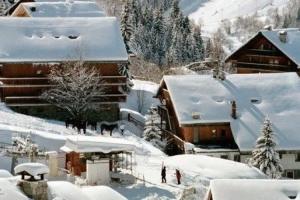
left=161, top=166, right=166, bottom=183
left=176, top=169, right=181, bottom=185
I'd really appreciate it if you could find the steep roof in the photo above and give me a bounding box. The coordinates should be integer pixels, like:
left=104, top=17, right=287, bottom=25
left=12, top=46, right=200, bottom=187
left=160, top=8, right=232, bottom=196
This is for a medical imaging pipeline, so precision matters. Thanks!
left=162, top=73, right=300, bottom=152
left=226, top=28, right=300, bottom=68
left=21, top=1, right=106, bottom=17
left=208, top=179, right=300, bottom=200
left=0, top=17, right=128, bottom=63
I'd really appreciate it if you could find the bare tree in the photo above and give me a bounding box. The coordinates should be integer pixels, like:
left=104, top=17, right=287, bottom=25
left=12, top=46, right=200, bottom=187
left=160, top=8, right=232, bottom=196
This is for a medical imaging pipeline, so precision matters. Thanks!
left=41, top=61, right=105, bottom=132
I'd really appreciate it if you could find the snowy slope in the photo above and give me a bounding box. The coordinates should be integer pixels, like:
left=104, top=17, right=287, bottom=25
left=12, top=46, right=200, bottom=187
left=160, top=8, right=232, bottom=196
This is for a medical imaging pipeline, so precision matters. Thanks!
left=180, top=0, right=288, bottom=34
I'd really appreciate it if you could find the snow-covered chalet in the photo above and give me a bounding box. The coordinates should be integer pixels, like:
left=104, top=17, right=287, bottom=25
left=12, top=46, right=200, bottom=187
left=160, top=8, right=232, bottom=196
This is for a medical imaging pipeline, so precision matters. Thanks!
left=226, top=27, right=300, bottom=74
left=156, top=72, right=300, bottom=178
left=11, top=1, right=106, bottom=17
left=0, top=17, right=128, bottom=120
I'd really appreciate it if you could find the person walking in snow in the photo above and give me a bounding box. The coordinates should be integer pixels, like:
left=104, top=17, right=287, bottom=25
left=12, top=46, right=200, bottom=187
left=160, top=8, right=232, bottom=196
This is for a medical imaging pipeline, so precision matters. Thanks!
left=161, top=166, right=166, bottom=183
left=176, top=169, right=181, bottom=185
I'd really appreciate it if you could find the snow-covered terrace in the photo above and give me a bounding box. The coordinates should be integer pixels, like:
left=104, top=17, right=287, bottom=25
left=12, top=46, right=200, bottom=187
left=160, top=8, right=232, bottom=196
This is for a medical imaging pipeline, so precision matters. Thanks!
left=207, top=179, right=300, bottom=200
left=162, top=73, right=300, bottom=152
left=20, top=1, right=106, bottom=17
left=0, top=17, right=128, bottom=63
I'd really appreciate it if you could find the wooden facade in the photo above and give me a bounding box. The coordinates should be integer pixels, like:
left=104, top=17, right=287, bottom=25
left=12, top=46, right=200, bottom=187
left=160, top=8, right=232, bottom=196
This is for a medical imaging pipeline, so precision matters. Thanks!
left=157, top=82, right=237, bottom=154
left=0, top=62, right=127, bottom=108
left=226, top=32, right=300, bottom=74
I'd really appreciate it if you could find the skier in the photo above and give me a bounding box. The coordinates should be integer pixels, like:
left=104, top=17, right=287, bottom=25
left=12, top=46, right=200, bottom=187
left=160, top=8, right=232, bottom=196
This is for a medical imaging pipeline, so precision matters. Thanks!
left=161, top=166, right=166, bottom=183
left=176, top=169, right=181, bottom=185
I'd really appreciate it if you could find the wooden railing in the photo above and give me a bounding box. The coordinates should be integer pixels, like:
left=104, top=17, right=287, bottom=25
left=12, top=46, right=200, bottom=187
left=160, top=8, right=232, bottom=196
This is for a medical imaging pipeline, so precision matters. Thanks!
left=127, top=113, right=144, bottom=128
left=162, top=129, right=185, bottom=153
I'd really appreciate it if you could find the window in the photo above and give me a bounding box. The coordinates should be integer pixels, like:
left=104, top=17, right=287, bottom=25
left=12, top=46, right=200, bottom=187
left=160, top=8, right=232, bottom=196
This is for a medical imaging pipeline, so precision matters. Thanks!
left=193, top=128, right=199, bottom=144
left=220, top=155, right=228, bottom=159
left=221, top=129, right=226, bottom=137
left=234, top=155, right=240, bottom=162
left=279, top=153, right=282, bottom=159
left=286, top=170, right=294, bottom=179
left=211, top=129, right=217, bottom=138
left=295, top=153, right=300, bottom=162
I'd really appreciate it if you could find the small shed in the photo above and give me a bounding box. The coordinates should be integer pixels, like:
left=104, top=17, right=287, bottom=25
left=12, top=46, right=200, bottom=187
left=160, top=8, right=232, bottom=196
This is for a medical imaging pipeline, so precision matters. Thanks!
left=60, top=136, right=136, bottom=185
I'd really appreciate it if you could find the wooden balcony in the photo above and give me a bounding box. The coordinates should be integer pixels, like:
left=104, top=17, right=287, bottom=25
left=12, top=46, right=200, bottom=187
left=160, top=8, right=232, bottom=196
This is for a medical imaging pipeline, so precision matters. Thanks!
left=236, top=61, right=295, bottom=72
left=247, top=49, right=281, bottom=56
left=0, top=76, right=127, bottom=85
left=4, top=94, right=127, bottom=106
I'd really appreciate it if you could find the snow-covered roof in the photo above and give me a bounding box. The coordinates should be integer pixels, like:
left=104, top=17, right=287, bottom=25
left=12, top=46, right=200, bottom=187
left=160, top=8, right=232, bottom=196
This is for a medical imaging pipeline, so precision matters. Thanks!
left=60, top=136, right=136, bottom=153
left=48, top=181, right=127, bottom=200
left=208, top=179, right=300, bottom=200
left=14, top=163, right=49, bottom=176
left=261, top=28, right=300, bottom=67
left=164, top=155, right=265, bottom=180
left=226, top=28, right=300, bottom=68
left=21, top=1, right=106, bottom=17
left=0, top=179, right=29, bottom=200
left=162, top=73, right=300, bottom=151
left=0, top=17, right=128, bottom=63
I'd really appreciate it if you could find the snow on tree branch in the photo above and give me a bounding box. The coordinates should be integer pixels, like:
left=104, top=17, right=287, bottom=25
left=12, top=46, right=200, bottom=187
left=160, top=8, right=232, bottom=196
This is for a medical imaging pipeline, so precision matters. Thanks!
left=41, top=61, right=105, bottom=124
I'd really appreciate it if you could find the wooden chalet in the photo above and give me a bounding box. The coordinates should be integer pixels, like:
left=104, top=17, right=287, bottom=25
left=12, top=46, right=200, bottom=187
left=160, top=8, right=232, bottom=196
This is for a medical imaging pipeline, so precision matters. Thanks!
left=0, top=17, right=128, bottom=119
left=225, top=28, right=300, bottom=74
left=11, top=1, right=106, bottom=17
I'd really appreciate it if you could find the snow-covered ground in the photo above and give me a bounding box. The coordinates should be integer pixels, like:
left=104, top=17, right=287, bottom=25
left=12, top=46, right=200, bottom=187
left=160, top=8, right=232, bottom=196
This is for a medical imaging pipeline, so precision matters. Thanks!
left=181, top=0, right=288, bottom=34
left=0, top=80, right=268, bottom=199
left=120, top=79, right=160, bottom=115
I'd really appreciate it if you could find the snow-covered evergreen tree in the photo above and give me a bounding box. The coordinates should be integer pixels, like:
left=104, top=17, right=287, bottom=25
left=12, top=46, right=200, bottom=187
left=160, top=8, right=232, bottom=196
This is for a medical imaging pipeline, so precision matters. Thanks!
left=0, top=0, right=6, bottom=16
left=192, top=26, right=205, bottom=61
left=248, top=117, right=283, bottom=179
left=120, top=0, right=133, bottom=52
left=144, top=107, right=166, bottom=151
left=152, top=8, right=166, bottom=66
left=129, top=0, right=141, bottom=29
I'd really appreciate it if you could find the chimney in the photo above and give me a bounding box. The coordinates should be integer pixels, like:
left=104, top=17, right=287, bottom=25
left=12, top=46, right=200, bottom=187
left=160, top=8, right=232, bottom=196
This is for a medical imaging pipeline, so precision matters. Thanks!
left=279, top=30, right=287, bottom=43
left=231, top=101, right=237, bottom=119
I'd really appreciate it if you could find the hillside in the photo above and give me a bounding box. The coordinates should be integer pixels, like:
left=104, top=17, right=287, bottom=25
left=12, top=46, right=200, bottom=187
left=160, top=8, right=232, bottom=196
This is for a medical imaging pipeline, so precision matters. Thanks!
left=180, top=0, right=289, bottom=34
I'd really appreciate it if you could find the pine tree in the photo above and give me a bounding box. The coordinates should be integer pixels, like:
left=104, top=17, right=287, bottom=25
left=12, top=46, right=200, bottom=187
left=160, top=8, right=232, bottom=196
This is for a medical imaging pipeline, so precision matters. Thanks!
left=129, top=0, right=141, bottom=29
left=152, top=8, right=166, bottom=66
left=120, top=0, right=133, bottom=52
left=248, top=118, right=283, bottom=179
left=144, top=107, right=166, bottom=151
left=192, top=26, right=205, bottom=61
left=282, top=14, right=291, bottom=28
left=0, top=0, right=5, bottom=16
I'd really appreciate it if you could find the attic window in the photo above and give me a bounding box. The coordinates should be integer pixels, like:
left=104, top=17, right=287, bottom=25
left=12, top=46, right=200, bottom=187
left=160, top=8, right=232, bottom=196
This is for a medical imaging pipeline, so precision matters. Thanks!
left=54, top=36, right=60, bottom=39
left=192, top=112, right=200, bottom=119
left=30, top=6, right=36, bottom=12
left=250, top=98, right=261, bottom=104
left=68, top=35, right=79, bottom=39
